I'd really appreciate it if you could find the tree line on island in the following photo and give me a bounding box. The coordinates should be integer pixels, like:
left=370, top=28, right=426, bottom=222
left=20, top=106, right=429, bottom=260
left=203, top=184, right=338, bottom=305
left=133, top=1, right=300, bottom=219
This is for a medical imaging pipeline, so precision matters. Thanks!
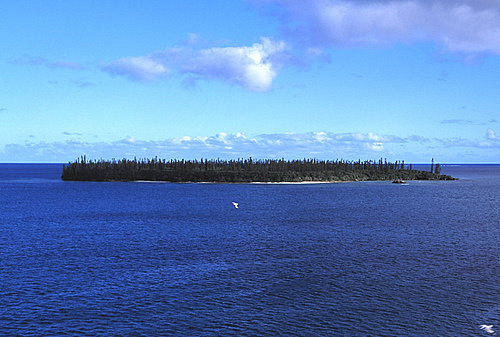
left=61, top=156, right=456, bottom=182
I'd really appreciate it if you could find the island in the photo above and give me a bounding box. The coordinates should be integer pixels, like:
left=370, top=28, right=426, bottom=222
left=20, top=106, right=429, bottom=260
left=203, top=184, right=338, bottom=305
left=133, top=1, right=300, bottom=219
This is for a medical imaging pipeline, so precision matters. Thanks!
left=61, top=156, right=456, bottom=182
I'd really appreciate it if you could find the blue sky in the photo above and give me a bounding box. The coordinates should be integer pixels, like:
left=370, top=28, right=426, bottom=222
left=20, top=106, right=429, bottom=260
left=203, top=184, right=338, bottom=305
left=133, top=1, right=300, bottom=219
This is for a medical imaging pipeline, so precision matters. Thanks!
left=1, top=0, right=499, bottom=163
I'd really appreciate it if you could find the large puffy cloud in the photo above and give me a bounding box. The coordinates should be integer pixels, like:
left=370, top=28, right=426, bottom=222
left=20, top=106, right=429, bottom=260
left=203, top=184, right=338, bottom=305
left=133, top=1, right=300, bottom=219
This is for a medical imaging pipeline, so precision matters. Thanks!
left=256, top=0, right=500, bottom=54
left=180, top=38, right=286, bottom=91
left=102, top=37, right=287, bottom=91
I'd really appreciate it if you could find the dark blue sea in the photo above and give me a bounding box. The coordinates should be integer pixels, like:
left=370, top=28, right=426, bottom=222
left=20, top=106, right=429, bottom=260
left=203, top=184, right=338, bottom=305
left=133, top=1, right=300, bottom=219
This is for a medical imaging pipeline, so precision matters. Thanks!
left=0, top=164, right=498, bottom=336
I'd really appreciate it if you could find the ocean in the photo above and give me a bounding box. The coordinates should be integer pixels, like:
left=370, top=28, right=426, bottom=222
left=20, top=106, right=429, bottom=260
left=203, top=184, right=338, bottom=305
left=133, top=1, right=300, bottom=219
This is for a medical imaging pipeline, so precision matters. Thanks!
left=0, top=164, right=498, bottom=336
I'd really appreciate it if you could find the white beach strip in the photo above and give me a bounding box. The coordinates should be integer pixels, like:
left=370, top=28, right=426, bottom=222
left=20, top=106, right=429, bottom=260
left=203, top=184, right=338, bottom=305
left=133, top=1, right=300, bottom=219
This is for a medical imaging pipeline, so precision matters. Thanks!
left=249, top=181, right=347, bottom=184
left=130, top=180, right=352, bottom=184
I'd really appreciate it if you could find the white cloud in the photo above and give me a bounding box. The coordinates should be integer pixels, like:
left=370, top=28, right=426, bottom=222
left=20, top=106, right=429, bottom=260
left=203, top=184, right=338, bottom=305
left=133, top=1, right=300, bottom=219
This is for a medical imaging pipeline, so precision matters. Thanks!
left=103, top=56, right=169, bottom=81
left=16, top=56, right=84, bottom=70
left=0, top=131, right=406, bottom=162
left=2, top=130, right=499, bottom=163
left=257, top=0, right=500, bottom=55
left=435, top=128, right=500, bottom=147
left=369, top=142, right=385, bottom=151
left=486, top=128, right=498, bottom=140
left=182, top=37, right=286, bottom=91
left=102, top=37, right=287, bottom=91
left=441, top=119, right=473, bottom=124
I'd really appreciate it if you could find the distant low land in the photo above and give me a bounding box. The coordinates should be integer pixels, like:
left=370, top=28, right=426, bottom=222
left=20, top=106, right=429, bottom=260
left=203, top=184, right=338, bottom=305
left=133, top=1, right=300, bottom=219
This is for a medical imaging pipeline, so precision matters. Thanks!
left=61, top=157, right=456, bottom=183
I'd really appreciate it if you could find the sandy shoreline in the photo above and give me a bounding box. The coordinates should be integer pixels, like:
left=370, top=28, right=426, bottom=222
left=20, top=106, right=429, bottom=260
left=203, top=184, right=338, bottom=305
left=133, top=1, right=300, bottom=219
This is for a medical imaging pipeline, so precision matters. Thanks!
left=132, top=180, right=350, bottom=184
left=249, top=181, right=347, bottom=184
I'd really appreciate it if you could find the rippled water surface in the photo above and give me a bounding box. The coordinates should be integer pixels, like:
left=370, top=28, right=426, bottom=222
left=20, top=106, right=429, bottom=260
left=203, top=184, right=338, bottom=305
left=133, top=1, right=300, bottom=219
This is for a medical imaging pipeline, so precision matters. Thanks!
left=0, top=164, right=498, bottom=336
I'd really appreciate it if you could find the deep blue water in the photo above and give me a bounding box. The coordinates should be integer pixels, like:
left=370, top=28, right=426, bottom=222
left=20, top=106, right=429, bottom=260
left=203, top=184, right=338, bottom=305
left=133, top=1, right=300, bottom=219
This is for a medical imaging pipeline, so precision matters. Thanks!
left=0, top=164, right=498, bottom=336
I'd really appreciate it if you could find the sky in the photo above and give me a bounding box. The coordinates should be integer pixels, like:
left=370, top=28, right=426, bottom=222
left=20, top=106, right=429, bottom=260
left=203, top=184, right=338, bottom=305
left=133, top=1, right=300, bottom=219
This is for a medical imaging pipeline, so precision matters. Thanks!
left=1, top=0, right=499, bottom=163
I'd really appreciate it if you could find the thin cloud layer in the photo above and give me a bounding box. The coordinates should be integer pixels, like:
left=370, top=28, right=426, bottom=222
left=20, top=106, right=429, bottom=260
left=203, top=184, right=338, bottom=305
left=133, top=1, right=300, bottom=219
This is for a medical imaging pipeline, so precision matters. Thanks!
left=5, top=129, right=500, bottom=162
left=1, top=131, right=405, bottom=162
left=16, top=56, right=84, bottom=70
left=102, top=37, right=287, bottom=91
left=103, top=56, right=169, bottom=81
left=257, top=0, right=500, bottom=54
left=5, top=130, right=498, bottom=163
left=441, top=119, right=474, bottom=124
left=432, top=128, right=500, bottom=148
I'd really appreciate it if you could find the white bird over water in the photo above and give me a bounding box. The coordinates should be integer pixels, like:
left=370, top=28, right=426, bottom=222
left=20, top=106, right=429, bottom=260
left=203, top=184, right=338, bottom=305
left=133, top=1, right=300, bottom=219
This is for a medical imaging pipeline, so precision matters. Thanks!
left=480, top=325, right=495, bottom=334
left=232, top=202, right=239, bottom=209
